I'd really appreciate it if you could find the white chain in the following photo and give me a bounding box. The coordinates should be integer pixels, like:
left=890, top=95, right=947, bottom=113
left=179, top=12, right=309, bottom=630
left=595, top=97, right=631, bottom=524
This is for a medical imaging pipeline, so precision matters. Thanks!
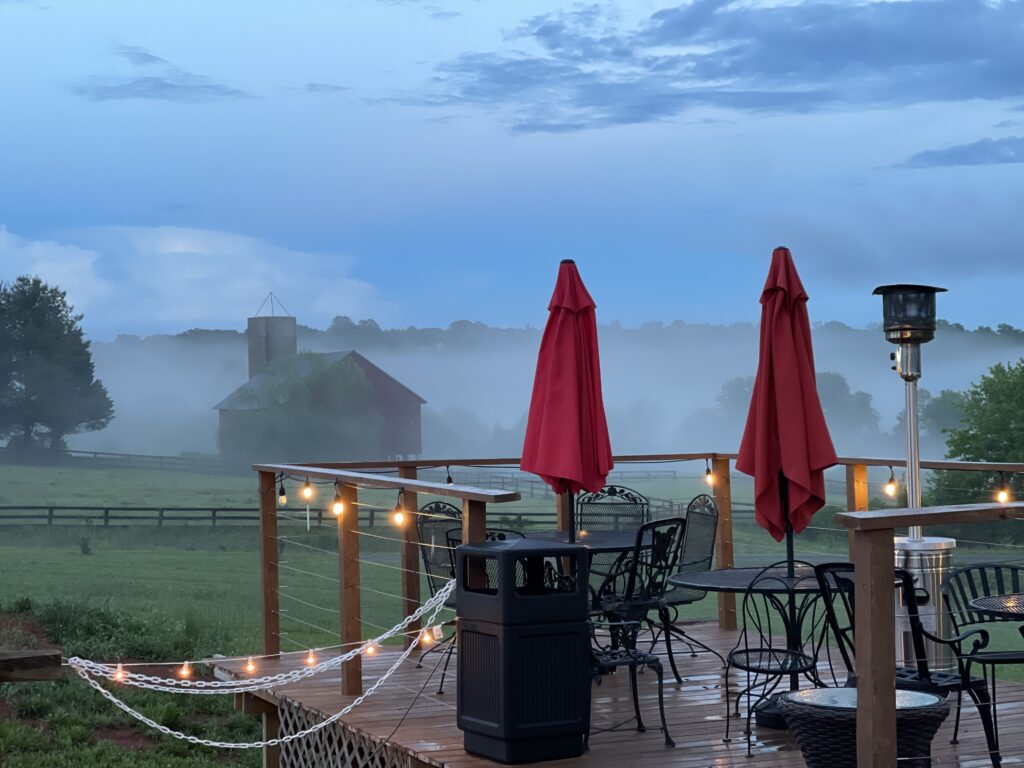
left=69, top=587, right=452, bottom=749
left=68, top=580, right=454, bottom=695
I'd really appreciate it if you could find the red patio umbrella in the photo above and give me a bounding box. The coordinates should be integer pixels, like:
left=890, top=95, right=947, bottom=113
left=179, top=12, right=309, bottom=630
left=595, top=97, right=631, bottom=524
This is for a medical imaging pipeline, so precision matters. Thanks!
left=736, top=247, right=837, bottom=564
left=521, top=260, right=614, bottom=542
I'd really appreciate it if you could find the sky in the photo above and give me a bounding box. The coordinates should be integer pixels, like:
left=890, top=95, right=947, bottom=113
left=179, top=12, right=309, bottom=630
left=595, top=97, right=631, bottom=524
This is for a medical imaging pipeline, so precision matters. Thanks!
left=1, top=0, right=1023, bottom=340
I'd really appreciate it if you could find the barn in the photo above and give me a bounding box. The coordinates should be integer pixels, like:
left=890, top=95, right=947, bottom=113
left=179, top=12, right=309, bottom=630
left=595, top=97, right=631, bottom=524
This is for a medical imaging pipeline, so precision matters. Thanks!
left=214, top=316, right=424, bottom=460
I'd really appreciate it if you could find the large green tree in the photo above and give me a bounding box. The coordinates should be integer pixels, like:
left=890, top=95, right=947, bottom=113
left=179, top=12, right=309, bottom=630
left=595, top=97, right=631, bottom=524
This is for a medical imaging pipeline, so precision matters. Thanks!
left=928, top=360, right=1024, bottom=505
left=0, top=276, right=114, bottom=450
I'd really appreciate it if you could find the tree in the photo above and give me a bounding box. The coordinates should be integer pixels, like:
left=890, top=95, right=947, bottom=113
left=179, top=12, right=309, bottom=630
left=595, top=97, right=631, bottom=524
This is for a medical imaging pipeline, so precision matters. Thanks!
left=0, top=276, right=114, bottom=451
left=928, top=360, right=1024, bottom=505
left=891, top=388, right=967, bottom=457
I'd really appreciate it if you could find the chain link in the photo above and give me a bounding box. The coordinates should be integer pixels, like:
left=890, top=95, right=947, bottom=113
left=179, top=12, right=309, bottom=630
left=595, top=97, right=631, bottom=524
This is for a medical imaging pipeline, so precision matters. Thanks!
left=68, top=581, right=453, bottom=749
left=68, top=580, right=454, bottom=696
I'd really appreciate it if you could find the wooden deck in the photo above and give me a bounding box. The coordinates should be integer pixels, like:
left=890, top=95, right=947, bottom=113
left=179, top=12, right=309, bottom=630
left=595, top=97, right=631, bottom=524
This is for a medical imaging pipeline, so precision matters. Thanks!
left=215, top=621, right=1021, bottom=767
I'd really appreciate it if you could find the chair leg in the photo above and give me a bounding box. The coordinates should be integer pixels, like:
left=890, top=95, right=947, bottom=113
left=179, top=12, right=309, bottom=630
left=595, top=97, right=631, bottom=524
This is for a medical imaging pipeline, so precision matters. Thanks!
left=723, top=663, right=733, bottom=744
left=667, top=624, right=727, bottom=667
left=965, top=683, right=1001, bottom=768
left=629, top=665, right=646, bottom=733
left=951, top=688, right=963, bottom=744
left=652, top=662, right=674, bottom=747
left=659, top=610, right=684, bottom=684
left=437, top=642, right=456, bottom=695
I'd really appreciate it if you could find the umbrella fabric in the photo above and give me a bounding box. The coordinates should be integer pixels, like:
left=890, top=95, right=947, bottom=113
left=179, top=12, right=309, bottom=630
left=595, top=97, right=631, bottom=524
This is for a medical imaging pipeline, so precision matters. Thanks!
left=521, top=260, right=613, bottom=495
left=736, top=247, right=838, bottom=541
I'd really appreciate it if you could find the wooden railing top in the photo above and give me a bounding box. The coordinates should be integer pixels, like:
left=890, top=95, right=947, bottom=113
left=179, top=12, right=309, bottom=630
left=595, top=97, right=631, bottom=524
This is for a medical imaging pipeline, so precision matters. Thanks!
left=836, top=501, right=1024, bottom=531
left=302, top=453, right=1024, bottom=474
left=254, top=463, right=522, bottom=504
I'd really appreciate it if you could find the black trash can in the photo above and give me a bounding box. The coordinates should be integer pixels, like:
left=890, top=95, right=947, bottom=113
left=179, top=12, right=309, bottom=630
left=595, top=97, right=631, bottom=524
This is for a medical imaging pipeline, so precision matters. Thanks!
left=455, top=538, right=590, bottom=763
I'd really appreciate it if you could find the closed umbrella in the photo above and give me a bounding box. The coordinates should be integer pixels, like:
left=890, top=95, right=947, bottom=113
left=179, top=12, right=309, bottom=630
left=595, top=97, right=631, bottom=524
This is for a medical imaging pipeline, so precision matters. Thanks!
left=521, top=259, right=614, bottom=542
left=736, top=247, right=837, bottom=571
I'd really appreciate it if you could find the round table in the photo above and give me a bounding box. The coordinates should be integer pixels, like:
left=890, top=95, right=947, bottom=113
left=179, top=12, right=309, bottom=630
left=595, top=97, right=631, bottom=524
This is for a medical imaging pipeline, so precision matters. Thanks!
left=526, top=529, right=637, bottom=554
left=778, top=688, right=949, bottom=768
left=669, top=565, right=821, bottom=728
left=970, top=593, right=1024, bottom=621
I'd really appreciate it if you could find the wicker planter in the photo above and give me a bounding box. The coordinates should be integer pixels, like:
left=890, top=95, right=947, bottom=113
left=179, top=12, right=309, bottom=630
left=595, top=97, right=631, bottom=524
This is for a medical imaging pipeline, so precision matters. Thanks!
left=778, top=689, right=949, bottom=768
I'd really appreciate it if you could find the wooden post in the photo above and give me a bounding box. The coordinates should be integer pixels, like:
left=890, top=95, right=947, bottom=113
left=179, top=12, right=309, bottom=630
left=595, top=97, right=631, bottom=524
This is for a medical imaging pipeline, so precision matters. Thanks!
left=338, top=482, right=362, bottom=695
left=852, top=528, right=897, bottom=768
left=712, top=457, right=736, bottom=630
left=262, top=708, right=281, bottom=768
left=258, top=471, right=280, bottom=657
left=399, top=466, right=421, bottom=648
left=556, top=491, right=572, bottom=532
left=463, top=499, right=487, bottom=589
left=846, top=463, right=868, bottom=557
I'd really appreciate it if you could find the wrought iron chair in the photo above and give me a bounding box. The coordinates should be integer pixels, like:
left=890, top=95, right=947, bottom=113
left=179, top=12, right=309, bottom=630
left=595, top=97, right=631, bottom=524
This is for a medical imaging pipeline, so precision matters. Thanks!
left=816, top=562, right=1000, bottom=766
left=943, top=564, right=1024, bottom=751
left=590, top=518, right=686, bottom=748
left=724, top=560, right=827, bottom=757
left=653, top=494, right=724, bottom=679
left=587, top=619, right=674, bottom=748
left=576, top=485, right=650, bottom=601
left=415, top=501, right=460, bottom=692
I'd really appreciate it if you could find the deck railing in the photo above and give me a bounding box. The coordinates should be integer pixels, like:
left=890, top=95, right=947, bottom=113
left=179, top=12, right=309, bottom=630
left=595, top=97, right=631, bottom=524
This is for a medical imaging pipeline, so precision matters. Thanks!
left=254, top=452, right=1024, bottom=765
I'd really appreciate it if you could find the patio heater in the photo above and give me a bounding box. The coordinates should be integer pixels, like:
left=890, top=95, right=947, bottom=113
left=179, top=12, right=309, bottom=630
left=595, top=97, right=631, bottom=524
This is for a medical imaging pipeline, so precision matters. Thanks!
left=873, top=284, right=956, bottom=671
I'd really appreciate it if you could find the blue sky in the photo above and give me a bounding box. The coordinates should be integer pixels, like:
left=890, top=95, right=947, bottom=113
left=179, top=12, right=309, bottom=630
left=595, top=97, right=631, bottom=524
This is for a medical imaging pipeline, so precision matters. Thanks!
left=1, top=0, right=1022, bottom=339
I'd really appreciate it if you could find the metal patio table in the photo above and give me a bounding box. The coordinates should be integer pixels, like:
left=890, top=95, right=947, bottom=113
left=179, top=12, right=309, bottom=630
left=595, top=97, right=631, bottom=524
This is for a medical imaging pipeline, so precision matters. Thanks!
left=970, top=593, right=1024, bottom=623
left=669, top=565, right=821, bottom=728
left=527, top=529, right=638, bottom=554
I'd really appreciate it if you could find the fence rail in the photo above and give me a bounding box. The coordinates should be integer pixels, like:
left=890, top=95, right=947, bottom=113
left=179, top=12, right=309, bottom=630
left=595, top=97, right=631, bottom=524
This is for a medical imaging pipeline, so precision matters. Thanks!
left=0, top=446, right=244, bottom=475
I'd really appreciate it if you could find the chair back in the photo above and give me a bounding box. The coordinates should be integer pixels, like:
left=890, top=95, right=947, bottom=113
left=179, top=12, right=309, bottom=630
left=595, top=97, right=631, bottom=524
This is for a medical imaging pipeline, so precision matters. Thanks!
left=737, top=560, right=823, bottom=662
left=618, top=517, right=687, bottom=606
left=416, top=500, right=460, bottom=597
left=943, top=563, right=1024, bottom=629
left=576, top=485, right=650, bottom=533
left=815, top=562, right=932, bottom=683
left=679, top=494, right=718, bottom=575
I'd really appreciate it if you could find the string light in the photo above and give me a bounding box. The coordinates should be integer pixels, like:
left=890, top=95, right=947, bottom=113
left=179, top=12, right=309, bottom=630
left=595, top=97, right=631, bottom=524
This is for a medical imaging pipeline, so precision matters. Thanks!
left=245, top=657, right=256, bottom=674
left=704, top=458, right=715, bottom=487
left=305, top=650, right=317, bottom=666
left=113, top=663, right=125, bottom=683
left=365, top=643, right=379, bottom=656
left=884, top=466, right=898, bottom=497
left=996, top=472, right=1012, bottom=504
left=302, top=478, right=314, bottom=501
left=446, top=466, right=454, bottom=485
left=420, top=631, right=434, bottom=648
left=392, top=488, right=407, bottom=527
left=278, top=480, right=287, bottom=506
left=178, top=661, right=192, bottom=679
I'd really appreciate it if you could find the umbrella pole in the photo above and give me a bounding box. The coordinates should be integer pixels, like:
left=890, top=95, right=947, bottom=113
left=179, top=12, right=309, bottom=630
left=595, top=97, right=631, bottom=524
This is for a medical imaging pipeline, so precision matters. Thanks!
left=568, top=491, right=575, bottom=544
left=780, top=472, right=794, bottom=579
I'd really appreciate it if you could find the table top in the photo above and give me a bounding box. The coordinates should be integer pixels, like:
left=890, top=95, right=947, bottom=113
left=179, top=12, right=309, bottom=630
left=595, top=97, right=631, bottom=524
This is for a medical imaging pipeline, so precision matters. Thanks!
left=781, top=688, right=943, bottom=710
left=526, top=530, right=637, bottom=554
left=970, top=593, right=1024, bottom=620
left=669, top=565, right=820, bottom=594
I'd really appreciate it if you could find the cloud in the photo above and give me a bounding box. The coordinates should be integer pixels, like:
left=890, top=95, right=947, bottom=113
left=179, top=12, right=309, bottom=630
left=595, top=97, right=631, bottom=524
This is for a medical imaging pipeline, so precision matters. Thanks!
left=303, top=82, right=350, bottom=94
left=417, top=0, right=1024, bottom=132
left=0, top=226, right=389, bottom=338
left=72, top=44, right=253, bottom=103
left=902, top=135, right=1024, bottom=168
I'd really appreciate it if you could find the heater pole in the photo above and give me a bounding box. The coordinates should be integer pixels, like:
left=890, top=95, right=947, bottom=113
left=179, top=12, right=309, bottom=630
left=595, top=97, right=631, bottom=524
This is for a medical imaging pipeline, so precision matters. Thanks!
left=901, top=343, right=924, bottom=541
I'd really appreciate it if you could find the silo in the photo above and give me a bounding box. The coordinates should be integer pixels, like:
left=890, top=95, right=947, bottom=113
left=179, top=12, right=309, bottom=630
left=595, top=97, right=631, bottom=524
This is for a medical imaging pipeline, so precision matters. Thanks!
left=247, top=315, right=297, bottom=379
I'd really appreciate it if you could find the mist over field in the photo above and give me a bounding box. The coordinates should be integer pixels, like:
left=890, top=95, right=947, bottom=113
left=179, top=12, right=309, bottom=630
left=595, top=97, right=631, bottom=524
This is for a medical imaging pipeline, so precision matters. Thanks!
left=73, top=317, right=1024, bottom=461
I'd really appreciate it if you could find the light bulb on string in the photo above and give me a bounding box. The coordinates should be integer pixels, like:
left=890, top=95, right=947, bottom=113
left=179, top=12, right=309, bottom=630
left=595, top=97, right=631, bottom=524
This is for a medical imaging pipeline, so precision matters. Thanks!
left=392, top=488, right=407, bottom=527
left=332, top=492, right=344, bottom=517
left=366, top=643, right=379, bottom=656
left=113, top=663, right=125, bottom=683
left=884, top=467, right=898, bottom=498
left=420, top=631, right=434, bottom=648
left=446, top=466, right=454, bottom=485
left=278, top=480, right=287, bottom=506
left=996, top=472, right=1012, bottom=504
left=305, top=649, right=317, bottom=667
left=704, top=459, right=715, bottom=487
left=178, top=661, right=192, bottom=679
left=245, top=657, right=256, bottom=674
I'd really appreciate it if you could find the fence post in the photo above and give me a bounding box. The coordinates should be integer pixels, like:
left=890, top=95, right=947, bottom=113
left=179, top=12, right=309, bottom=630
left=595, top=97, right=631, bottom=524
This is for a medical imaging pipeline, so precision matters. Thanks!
left=211, top=509, right=218, bottom=527
left=463, top=499, right=488, bottom=589
left=845, top=463, right=868, bottom=557
left=158, top=509, right=164, bottom=528
left=338, top=482, right=362, bottom=695
left=399, top=467, right=421, bottom=648
left=103, top=508, right=110, bottom=527
left=258, top=471, right=280, bottom=657
left=852, top=527, right=897, bottom=767
left=712, top=457, right=736, bottom=631
left=47, top=508, right=54, bottom=526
